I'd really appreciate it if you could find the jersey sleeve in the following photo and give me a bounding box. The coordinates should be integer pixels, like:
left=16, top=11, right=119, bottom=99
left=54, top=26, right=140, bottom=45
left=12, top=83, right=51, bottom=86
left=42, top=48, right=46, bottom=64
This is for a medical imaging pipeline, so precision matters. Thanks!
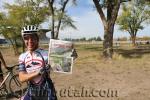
left=18, top=53, right=26, bottom=72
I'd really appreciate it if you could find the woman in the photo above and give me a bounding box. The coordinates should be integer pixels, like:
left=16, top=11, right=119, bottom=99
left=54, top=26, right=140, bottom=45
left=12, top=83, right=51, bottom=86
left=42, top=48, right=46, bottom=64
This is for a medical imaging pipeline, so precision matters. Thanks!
left=19, top=25, right=57, bottom=100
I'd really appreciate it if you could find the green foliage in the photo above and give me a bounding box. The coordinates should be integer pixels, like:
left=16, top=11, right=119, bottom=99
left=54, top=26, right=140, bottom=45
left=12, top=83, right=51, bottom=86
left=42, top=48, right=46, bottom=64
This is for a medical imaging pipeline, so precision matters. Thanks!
left=117, top=0, right=150, bottom=46
left=47, top=0, right=77, bottom=39
left=88, top=37, right=102, bottom=41
left=117, top=1, right=150, bottom=35
left=60, top=14, right=77, bottom=30
left=64, top=36, right=102, bottom=42
left=0, top=0, right=51, bottom=54
left=0, top=11, right=20, bottom=55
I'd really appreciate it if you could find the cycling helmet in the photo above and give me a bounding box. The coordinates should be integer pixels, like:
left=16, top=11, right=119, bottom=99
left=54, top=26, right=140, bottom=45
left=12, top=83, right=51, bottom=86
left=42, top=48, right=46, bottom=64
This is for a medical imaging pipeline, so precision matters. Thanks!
left=21, top=25, right=39, bottom=37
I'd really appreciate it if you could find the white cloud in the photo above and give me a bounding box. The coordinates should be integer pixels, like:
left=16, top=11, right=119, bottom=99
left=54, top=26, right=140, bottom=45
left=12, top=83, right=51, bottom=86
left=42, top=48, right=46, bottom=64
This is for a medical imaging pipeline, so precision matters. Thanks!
left=59, top=10, right=104, bottom=39
left=1, top=0, right=149, bottom=40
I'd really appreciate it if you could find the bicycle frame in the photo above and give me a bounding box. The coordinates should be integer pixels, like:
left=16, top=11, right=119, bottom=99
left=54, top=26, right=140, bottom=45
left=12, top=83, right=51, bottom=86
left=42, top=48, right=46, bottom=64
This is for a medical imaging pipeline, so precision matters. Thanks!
left=0, top=64, right=26, bottom=99
left=0, top=71, right=12, bottom=88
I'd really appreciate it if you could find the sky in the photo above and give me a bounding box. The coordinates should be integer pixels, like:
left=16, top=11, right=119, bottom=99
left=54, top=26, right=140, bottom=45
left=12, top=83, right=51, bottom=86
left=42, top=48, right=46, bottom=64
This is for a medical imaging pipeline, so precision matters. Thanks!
left=0, top=0, right=150, bottom=40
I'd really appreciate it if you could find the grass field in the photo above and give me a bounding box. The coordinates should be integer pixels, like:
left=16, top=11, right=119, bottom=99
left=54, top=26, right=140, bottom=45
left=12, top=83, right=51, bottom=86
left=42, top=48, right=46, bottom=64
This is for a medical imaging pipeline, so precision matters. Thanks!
left=1, top=43, right=150, bottom=100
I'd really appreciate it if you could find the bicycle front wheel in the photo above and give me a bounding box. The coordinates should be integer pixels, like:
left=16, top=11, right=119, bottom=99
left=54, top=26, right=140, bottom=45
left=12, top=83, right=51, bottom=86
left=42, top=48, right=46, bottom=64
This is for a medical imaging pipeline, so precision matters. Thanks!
left=9, top=74, right=27, bottom=98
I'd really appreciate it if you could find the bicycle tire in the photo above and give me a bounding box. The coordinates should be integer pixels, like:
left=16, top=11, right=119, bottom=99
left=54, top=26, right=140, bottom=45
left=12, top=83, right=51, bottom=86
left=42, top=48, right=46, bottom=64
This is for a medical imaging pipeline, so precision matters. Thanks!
left=9, top=74, right=27, bottom=98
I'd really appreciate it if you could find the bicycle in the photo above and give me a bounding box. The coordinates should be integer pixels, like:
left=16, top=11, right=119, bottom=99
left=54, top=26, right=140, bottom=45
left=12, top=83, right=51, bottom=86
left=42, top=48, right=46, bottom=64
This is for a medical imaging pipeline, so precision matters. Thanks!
left=0, top=64, right=27, bottom=98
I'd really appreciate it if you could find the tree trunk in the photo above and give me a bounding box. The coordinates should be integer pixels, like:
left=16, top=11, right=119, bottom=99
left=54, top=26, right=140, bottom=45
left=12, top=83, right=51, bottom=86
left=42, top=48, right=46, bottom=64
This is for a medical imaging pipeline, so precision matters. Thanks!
left=47, top=0, right=55, bottom=39
left=55, top=0, right=69, bottom=39
left=93, top=0, right=121, bottom=60
left=22, top=40, right=25, bottom=53
left=103, top=24, right=114, bottom=59
left=131, top=36, right=136, bottom=47
left=51, top=31, right=55, bottom=39
left=9, top=39, right=18, bottom=55
left=14, top=40, right=19, bottom=55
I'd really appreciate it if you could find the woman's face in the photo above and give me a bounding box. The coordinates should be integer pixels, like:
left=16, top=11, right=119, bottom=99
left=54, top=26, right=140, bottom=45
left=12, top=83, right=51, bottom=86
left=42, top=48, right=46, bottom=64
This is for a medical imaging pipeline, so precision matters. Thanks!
left=23, top=34, right=39, bottom=52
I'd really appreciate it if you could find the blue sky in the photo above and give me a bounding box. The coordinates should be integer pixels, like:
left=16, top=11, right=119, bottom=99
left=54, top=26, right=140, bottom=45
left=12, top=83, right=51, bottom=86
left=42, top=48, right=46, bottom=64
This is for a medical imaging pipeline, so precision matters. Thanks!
left=0, top=0, right=150, bottom=39
left=60, top=0, right=150, bottom=39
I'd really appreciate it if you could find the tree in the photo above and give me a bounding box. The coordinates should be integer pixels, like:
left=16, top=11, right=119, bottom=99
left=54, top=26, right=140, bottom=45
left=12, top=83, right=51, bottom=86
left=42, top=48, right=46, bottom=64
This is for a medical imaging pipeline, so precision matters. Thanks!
left=0, top=0, right=50, bottom=54
left=0, top=12, right=20, bottom=55
left=117, top=0, right=150, bottom=46
left=93, top=0, right=130, bottom=59
left=47, top=0, right=77, bottom=39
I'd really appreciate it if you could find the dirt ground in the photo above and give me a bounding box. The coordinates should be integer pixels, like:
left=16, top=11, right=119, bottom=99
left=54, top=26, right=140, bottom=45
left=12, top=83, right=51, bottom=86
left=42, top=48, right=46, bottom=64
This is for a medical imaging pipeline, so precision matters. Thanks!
left=1, top=44, right=150, bottom=100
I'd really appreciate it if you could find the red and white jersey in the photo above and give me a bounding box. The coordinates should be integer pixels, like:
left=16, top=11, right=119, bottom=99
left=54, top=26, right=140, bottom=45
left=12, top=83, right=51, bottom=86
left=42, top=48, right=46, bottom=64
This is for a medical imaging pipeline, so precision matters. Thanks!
left=19, top=49, right=48, bottom=84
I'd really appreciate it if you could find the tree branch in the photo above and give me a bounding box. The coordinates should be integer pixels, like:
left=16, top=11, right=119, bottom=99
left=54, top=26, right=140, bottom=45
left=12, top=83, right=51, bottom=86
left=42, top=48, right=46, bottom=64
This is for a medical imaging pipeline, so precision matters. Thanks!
left=47, top=0, right=55, bottom=38
left=56, top=0, right=69, bottom=38
left=111, top=0, right=121, bottom=25
left=93, top=0, right=107, bottom=27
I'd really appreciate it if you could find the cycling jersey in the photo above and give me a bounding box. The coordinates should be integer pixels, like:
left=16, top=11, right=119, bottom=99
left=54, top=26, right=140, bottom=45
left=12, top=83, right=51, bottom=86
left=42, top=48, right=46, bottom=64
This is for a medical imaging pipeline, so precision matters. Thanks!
left=19, top=48, right=48, bottom=84
left=19, top=49, right=57, bottom=100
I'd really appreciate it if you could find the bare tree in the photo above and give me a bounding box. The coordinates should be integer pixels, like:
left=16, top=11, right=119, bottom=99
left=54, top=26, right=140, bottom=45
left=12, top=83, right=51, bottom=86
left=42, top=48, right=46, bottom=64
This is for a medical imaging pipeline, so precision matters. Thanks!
left=47, top=0, right=77, bottom=39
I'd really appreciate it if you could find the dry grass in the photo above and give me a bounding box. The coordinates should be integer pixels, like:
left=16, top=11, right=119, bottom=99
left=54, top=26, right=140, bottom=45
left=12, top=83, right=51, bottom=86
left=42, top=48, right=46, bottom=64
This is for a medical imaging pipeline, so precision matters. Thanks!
left=1, top=43, right=150, bottom=100
left=52, top=44, right=150, bottom=100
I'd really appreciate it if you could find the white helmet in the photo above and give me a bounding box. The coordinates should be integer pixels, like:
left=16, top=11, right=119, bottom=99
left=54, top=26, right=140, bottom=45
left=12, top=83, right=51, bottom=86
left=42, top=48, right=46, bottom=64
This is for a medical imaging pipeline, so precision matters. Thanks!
left=21, top=25, right=39, bottom=37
